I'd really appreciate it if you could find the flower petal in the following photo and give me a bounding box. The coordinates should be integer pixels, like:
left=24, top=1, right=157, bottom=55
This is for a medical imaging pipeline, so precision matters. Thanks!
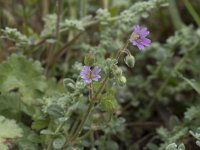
left=93, top=75, right=101, bottom=81
left=140, top=27, right=149, bottom=37
left=141, top=38, right=151, bottom=46
left=137, top=44, right=145, bottom=51
left=133, top=25, right=140, bottom=33
left=93, top=66, right=101, bottom=75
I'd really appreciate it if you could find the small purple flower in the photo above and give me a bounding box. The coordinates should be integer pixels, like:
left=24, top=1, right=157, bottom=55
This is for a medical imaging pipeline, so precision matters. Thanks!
left=80, top=66, right=101, bottom=84
left=131, top=25, right=151, bottom=51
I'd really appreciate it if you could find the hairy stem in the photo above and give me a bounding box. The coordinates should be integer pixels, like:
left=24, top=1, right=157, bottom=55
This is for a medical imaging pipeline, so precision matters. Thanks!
left=71, top=75, right=109, bottom=141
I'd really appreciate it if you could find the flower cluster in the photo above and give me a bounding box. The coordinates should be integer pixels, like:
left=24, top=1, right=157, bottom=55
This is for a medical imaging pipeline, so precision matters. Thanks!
left=80, top=25, right=151, bottom=83
left=80, top=66, right=101, bottom=84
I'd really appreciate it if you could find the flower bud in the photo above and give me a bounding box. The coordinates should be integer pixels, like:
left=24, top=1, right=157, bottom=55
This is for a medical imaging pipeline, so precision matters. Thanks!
left=117, top=76, right=126, bottom=86
left=124, top=55, right=135, bottom=68
left=113, top=65, right=123, bottom=77
left=84, top=53, right=95, bottom=66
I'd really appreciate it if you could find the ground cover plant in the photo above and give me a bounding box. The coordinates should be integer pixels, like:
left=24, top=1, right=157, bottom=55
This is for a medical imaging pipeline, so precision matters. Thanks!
left=0, top=0, right=200, bottom=150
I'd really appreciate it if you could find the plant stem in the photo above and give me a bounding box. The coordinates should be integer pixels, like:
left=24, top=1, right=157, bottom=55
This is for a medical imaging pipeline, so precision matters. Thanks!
left=46, top=139, right=53, bottom=150
left=70, top=102, right=94, bottom=141
left=71, top=75, right=109, bottom=140
left=46, top=121, right=65, bottom=150
left=55, top=0, right=61, bottom=39
left=183, top=0, right=200, bottom=27
left=42, top=0, right=49, bottom=17
left=61, top=75, right=109, bottom=149
left=80, top=0, right=87, bottom=18
left=68, top=117, right=80, bottom=139
left=116, top=38, right=130, bottom=61
left=168, top=0, right=184, bottom=29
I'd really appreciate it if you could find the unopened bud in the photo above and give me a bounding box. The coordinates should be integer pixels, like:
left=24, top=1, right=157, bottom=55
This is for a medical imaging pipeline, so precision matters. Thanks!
left=84, top=53, right=95, bottom=66
left=113, top=65, right=123, bottom=77
left=124, top=55, right=135, bottom=68
left=117, top=76, right=126, bottom=86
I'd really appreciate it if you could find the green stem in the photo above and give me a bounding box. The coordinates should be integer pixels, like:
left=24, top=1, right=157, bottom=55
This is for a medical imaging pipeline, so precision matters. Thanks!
left=61, top=75, right=109, bottom=149
left=91, top=75, right=109, bottom=102
left=72, top=76, right=109, bottom=139
left=168, top=0, right=184, bottom=29
left=47, top=139, right=53, bottom=150
left=55, top=0, right=61, bottom=39
left=117, top=40, right=130, bottom=61
left=90, top=130, right=95, bottom=149
left=70, top=102, right=94, bottom=141
left=183, top=0, right=200, bottom=27
left=47, top=121, right=65, bottom=150
left=68, top=117, right=80, bottom=139
left=80, top=0, right=87, bottom=18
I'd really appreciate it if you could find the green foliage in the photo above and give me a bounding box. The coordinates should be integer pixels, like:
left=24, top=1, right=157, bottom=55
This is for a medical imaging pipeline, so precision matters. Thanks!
left=16, top=124, right=40, bottom=150
left=52, top=135, right=66, bottom=149
left=184, top=106, right=200, bottom=121
left=0, top=116, right=23, bottom=139
left=157, top=127, right=188, bottom=150
left=41, top=14, right=57, bottom=37
left=0, top=54, right=47, bottom=105
left=61, top=19, right=85, bottom=31
left=179, top=73, right=200, bottom=95
left=166, top=143, right=185, bottom=150
left=190, top=127, right=200, bottom=147
left=100, top=88, right=117, bottom=112
left=96, top=8, right=111, bottom=25
left=0, top=0, right=200, bottom=149
left=0, top=27, right=31, bottom=48
left=0, top=116, right=23, bottom=149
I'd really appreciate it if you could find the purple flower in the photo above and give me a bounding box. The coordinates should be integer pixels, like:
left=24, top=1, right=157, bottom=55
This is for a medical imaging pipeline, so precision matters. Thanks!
left=80, top=66, right=101, bottom=84
left=131, top=25, right=151, bottom=51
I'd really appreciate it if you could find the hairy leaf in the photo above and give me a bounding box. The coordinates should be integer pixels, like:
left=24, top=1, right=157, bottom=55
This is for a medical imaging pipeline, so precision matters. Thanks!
left=0, top=54, right=47, bottom=105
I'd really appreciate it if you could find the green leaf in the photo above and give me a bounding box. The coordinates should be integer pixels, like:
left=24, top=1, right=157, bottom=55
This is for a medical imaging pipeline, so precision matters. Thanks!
left=166, top=143, right=177, bottom=150
left=40, top=129, right=54, bottom=135
left=63, top=78, right=75, bottom=92
left=165, top=143, right=185, bottom=150
left=0, top=116, right=23, bottom=140
left=178, top=144, right=185, bottom=150
left=1, top=27, right=31, bottom=48
left=47, top=105, right=65, bottom=118
left=53, top=135, right=66, bottom=149
left=184, top=106, right=200, bottom=121
left=100, top=89, right=117, bottom=112
left=104, top=140, right=119, bottom=150
left=0, top=93, right=21, bottom=118
left=17, top=124, right=40, bottom=150
left=61, top=19, right=85, bottom=31
left=0, top=54, right=47, bottom=105
left=179, top=73, right=200, bottom=95
left=41, top=14, right=57, bottom=37
left=31, top=120, right=49, bottom=130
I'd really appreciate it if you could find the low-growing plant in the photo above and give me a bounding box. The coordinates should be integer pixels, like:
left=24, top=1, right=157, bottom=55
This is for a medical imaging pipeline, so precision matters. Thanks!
left=0, top=0, right=200, bottom=150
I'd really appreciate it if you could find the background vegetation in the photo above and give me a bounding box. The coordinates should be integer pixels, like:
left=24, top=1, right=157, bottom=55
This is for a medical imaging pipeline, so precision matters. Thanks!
left=0, top=0, right=200, bottom=150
